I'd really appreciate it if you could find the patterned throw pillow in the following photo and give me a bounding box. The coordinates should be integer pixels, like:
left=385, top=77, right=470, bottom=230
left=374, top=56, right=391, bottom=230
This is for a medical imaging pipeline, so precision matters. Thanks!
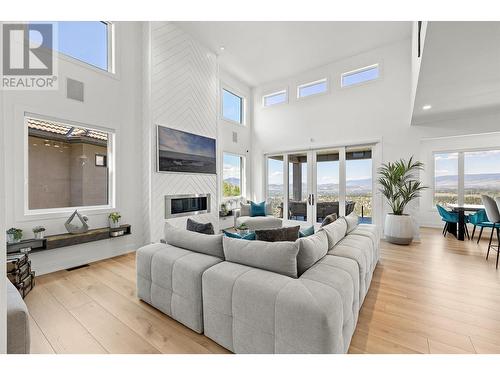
left=223, top=230, right=256, bottom=240
left=299, top=225, right=315, bottom=238
left=186, top=218, right=214, bottom=235
left=320, top=213, right=338, bottom=228
left=255, top=226, right=300, bottom=242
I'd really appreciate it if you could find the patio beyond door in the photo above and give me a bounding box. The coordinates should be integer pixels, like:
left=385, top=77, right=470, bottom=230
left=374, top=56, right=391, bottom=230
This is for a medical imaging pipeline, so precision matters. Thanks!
left=266, top=144, right=374, bottom=228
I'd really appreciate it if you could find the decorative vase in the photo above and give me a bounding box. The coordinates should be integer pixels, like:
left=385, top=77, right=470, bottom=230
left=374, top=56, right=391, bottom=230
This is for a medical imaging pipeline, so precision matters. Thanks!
left=34, top=232, right=44, bottom=240
left=384, top=214, right=414, bottom=245
left=7, top=234, right=20, bottom=243
left=109, top=219, right=120, bottom=229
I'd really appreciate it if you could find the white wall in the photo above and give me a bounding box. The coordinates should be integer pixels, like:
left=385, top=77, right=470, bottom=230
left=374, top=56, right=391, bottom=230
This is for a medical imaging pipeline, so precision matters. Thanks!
left=1, top=80, right=6, bottom=353
left=218, top=69, right=253, bottom=202
left=144, top=22, right=218, bottom=242
left=2, top=22, right=145, bottom=275
left=251, top=38, right=500, bottom=235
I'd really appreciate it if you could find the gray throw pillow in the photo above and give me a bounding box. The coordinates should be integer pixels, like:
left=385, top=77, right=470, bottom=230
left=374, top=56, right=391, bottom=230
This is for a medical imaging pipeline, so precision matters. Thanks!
left=344, top=211, right=359, bottom=233
left=255, top=225, right=300, bottom=242
left=186, top=218, right=214, bottom=235
left=223, top=236, right=299, bottom=278
left=296, top=230, right=328, bottom=276
left=320, top=218, right=347, bottom=250
left=240, top=203, right=251, bottom=217
left=165, top=222, right=224, bottom=258
left=320, top=213, right=338, bottom=227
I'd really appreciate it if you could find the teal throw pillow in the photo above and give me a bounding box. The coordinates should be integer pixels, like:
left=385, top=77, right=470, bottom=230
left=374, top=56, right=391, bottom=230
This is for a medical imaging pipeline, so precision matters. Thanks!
left=299, top=225, right=315, bottom=238
left=250, top=201, right=266, bottom=217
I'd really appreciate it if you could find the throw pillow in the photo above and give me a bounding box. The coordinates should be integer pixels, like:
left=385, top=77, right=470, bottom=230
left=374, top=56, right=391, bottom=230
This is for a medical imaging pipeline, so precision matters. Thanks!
left=250, top=201, right=266, bottom=217
left=320, top=218, right=347, bottom=250
left=299, top=225, right=315, bottom=238
left=320, top=213, right=338, bottom=227
left=223, top=230, right=256, bottom=240
left=296, top=230, right=329, bottom=276
left=240, top=203, right=251, bottom=217
left=255, top=226, right=300, bottom=242
left=344, top=211, right=359, bottom=233
left=186, top=218, right=214, bottom=235
left=223, top=236, right=299, bottom=278
left=165, top=222, right=224, bottom=258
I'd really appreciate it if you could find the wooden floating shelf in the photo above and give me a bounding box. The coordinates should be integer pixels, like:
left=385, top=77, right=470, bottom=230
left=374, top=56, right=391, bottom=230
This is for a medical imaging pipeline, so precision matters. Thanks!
left=6, top=225, right=131, bottom=254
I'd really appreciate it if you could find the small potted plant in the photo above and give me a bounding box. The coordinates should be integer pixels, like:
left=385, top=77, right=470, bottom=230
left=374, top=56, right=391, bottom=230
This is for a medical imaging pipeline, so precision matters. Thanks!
left=108, top=212, right=122, bottom=229
left=33, top=226, right=46, bottom=239
left=6, top=228, right=23, bottom=244
left=220, top=202, right=229, bottom=217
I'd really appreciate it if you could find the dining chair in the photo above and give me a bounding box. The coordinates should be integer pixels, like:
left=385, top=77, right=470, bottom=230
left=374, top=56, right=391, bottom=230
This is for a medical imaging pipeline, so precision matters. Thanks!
left=436, top=205, right=470, bottom=239
left=480, top=195, right=500, bottom=269
left=468, top=209, right=494, bottom=243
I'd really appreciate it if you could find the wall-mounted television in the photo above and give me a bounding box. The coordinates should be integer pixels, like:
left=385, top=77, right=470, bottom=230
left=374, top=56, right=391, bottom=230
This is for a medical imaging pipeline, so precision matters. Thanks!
left=157, top=125, right=216, bottom=174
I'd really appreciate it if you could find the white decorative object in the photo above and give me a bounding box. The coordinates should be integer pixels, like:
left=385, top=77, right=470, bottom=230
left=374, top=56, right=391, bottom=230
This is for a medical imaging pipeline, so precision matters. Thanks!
left=384, top=214, right=414, bottom=245
left=34, top=232, right=44, bottom=240
left=65, top=210, right=89, bottom=234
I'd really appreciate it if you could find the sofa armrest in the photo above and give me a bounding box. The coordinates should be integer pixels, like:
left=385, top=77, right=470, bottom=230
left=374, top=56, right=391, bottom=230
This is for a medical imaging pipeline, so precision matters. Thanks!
left=7, top=279, right=30, bottom=354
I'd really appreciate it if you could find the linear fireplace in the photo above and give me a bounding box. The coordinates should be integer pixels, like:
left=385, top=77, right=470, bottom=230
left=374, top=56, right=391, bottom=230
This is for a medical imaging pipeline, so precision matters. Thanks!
left=165, top=194, right=211, bottom=219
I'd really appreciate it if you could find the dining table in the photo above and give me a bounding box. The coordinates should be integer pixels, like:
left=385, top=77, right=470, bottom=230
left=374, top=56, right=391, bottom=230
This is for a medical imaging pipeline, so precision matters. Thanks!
left=446, top=203, right=485, bottom=241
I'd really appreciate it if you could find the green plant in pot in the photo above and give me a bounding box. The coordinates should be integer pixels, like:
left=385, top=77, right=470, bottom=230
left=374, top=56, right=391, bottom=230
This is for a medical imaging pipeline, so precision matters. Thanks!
left=6, top=228, right=23, bottom=244
left=33, top=226, right=46, bottom=240
left=108, top=212, right=121, bottom=229
left=378, top=156, right=427, bottom=245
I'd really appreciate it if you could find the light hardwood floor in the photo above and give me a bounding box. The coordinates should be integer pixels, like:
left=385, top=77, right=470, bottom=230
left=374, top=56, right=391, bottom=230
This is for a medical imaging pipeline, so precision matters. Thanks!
left=25, top=227, right=500, bottom=354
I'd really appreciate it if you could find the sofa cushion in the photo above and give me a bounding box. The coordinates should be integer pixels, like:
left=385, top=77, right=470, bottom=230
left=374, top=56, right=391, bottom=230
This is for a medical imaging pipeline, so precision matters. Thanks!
left=136, top=243, right=222, bottom=333
left=165, top=222, right=224, bottom=259
left=241, top=202, right=272, bottom=217
left=7, top=279, right=30, bottom=354
left=250, top=201, right=266, bottom=217
left=296, top=230, right=328, bottom=276
left=186, top=218, right=214, bottom=235
left=235, top=215, right=282, bottom=231
left=320, top=213, right=338, bottom=227
left=299, top=225, right=315, bottom=238
left=320, top=218, right=347, bottom=250
left=344, top=211, right=359, bottom=233
left=223, top=236, right=299, bottom=278
left=255, top=226, right=300, bottom=242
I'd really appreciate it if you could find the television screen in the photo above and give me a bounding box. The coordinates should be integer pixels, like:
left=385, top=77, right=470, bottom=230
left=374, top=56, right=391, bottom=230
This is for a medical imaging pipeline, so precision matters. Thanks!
left=157, top=125, right=216, bottom=174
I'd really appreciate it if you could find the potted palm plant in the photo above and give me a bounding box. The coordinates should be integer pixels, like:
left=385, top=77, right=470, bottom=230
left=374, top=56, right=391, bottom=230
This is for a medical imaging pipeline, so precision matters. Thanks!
left=378, top=156, right=427, bottom=245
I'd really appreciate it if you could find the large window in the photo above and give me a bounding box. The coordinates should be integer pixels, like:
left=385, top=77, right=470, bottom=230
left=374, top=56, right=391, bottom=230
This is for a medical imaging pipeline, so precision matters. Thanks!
left=222, top=89, right=244, bottom=124
left=26, top=115, right=113, bottom=211
left=267, top=155, right=284, bottom=218
left=223, top=153, right=244, bottom=198
left=433, top=149, right=500, bottom=206
left=30, top=21, right=112, bottom=72
left=341, top=64, right=379, bottom=88
left=346, top=147, right=373, bottom=223
left=434, top=152, right=459, bottom=206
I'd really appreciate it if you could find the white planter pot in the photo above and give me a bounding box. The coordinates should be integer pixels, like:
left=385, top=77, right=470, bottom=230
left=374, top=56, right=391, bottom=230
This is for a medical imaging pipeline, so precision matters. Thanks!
left=109, top=219, right=120, bottom=229
left=384, top=214, right=414, bottom=245
left=34, top=232, right=44, bottom=240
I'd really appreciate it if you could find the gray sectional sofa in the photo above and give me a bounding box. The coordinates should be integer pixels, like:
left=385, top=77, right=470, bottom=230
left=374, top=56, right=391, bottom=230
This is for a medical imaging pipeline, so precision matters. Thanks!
left=136, top=212, right=379, bottom=353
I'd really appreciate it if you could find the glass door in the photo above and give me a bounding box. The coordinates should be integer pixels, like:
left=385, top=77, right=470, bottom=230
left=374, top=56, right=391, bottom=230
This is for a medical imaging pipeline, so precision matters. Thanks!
left=266, top=155, right=285, bottom=218
left=287, top=152, right=311, bottom=225
left=314, top=149, right=340, bottom=224
left=345, top=146, right=373, bottom=223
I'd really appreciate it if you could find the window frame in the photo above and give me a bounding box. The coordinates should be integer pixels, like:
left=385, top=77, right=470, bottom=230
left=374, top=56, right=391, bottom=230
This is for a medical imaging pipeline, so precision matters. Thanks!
left=340, top=64, right=380, bottom=89
left=262, top=89, right=288, bottom=107
left=23, top=112, right=116, bottom=217
left=221, top=151, right=245, bottom=200
left=55, top=21, right=115, bottom=75
left=296, top=78, right=329, bottom=99
left=220, top=86, right=246, bottom=126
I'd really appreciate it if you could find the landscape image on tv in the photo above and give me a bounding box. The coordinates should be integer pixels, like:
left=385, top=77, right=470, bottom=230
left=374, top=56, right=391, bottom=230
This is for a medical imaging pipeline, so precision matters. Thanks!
left=157, top=125, right=216, bottom=174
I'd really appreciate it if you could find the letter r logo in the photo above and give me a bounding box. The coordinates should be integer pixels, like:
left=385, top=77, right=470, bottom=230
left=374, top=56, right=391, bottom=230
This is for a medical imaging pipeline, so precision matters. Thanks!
left=2, top=23, right=53, bottom=76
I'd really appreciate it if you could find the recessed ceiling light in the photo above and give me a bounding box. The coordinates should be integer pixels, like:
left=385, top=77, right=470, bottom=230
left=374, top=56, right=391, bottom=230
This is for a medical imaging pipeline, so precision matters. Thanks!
left=422, top=104, right=432, bottom=110
left=219, top=46, right=225, bottom=51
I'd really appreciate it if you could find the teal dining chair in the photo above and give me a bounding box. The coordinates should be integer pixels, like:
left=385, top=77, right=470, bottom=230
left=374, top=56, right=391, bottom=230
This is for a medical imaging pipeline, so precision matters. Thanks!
left=436, top=204, right=470, bottom=239
left=469, top=209, right=495, bottom=243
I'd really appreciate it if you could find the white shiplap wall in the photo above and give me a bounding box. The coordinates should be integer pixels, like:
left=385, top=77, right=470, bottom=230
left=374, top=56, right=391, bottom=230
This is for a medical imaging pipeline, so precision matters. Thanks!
left=145, top=22, right=218, bottom=242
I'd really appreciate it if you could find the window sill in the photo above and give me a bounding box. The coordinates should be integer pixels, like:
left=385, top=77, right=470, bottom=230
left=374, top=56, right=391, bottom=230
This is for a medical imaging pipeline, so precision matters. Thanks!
left=20, top=206, right=116, bottom=223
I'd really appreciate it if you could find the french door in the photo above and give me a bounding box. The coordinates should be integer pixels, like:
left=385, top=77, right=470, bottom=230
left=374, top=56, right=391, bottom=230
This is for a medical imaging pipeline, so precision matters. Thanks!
left=266, top=144, right=374, bottom=227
